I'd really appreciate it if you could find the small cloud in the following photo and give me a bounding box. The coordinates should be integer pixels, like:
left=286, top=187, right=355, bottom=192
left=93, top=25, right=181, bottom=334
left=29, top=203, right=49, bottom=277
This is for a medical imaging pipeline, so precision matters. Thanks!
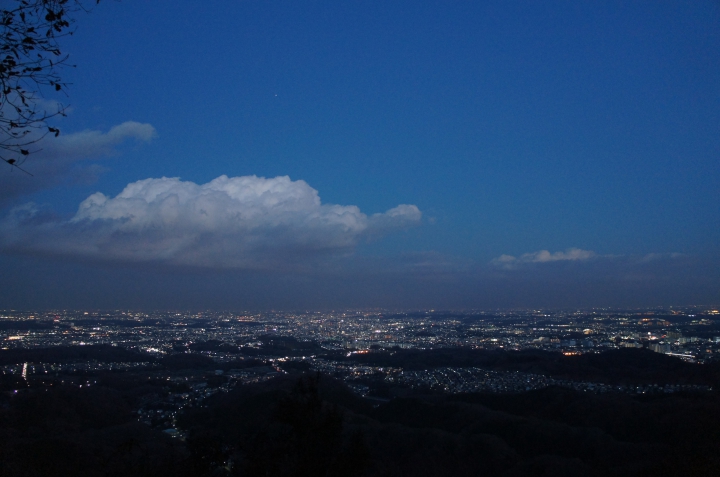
left=494, top=254, right=517, bottom=263
left=49, top=121, right=156, bottom=159
left=0, top=121, right=156, bottom=204
left=528, top=248, right=596, bottom=263
left=0, top=175, right=422, bottom=270
left=492, top=248, right=596, bottom=268
left=640, top=252, right=688, bottom=262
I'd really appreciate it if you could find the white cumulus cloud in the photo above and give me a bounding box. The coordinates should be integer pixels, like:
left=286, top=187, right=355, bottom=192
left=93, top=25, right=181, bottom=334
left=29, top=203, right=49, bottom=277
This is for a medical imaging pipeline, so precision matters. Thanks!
left=0, top=175, right=421, bottom=269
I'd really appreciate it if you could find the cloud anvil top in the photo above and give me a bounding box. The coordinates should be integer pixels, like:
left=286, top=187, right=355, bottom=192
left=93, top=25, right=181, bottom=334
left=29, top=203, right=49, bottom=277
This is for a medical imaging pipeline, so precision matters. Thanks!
left=0, top=175, right=421, bottom=269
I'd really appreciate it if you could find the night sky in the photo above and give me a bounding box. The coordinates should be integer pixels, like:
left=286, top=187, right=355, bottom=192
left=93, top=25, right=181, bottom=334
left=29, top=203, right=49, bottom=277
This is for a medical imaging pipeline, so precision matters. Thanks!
left=1, top=0, right=718, bottom=310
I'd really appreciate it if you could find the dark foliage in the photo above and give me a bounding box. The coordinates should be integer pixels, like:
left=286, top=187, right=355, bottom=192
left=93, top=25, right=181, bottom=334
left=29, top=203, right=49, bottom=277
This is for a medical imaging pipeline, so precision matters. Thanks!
left=179, top=374, right=370, bottom=477
left=3, top=346, right=720, bottom=475
left=0, top=319, right=56, bottom=330
left=0, top=385, right=185, bottom=477
left=160, top=352, right=216, bottom=370
left=0, top=344, right=154, bottom=365
left=332, top=347, right=720, bottom=387
left=189, top=339, right=240, bottom=354
left=277, top=360, right=312, bottom=372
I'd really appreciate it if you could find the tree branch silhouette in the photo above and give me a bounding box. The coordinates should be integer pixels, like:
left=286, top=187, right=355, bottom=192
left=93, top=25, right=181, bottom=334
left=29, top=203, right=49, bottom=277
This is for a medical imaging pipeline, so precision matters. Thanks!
left=1, top=0, right=100, bottom=173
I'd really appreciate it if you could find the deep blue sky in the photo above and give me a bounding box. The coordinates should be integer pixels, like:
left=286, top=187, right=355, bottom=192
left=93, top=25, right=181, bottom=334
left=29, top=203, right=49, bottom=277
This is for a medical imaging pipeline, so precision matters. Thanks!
left=1, top=0, right=718, bottom=310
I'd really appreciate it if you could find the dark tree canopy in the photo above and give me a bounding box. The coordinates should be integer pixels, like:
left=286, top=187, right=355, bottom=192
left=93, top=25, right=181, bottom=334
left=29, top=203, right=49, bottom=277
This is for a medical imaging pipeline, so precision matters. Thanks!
left=0, top=0, right=99, bottom=172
